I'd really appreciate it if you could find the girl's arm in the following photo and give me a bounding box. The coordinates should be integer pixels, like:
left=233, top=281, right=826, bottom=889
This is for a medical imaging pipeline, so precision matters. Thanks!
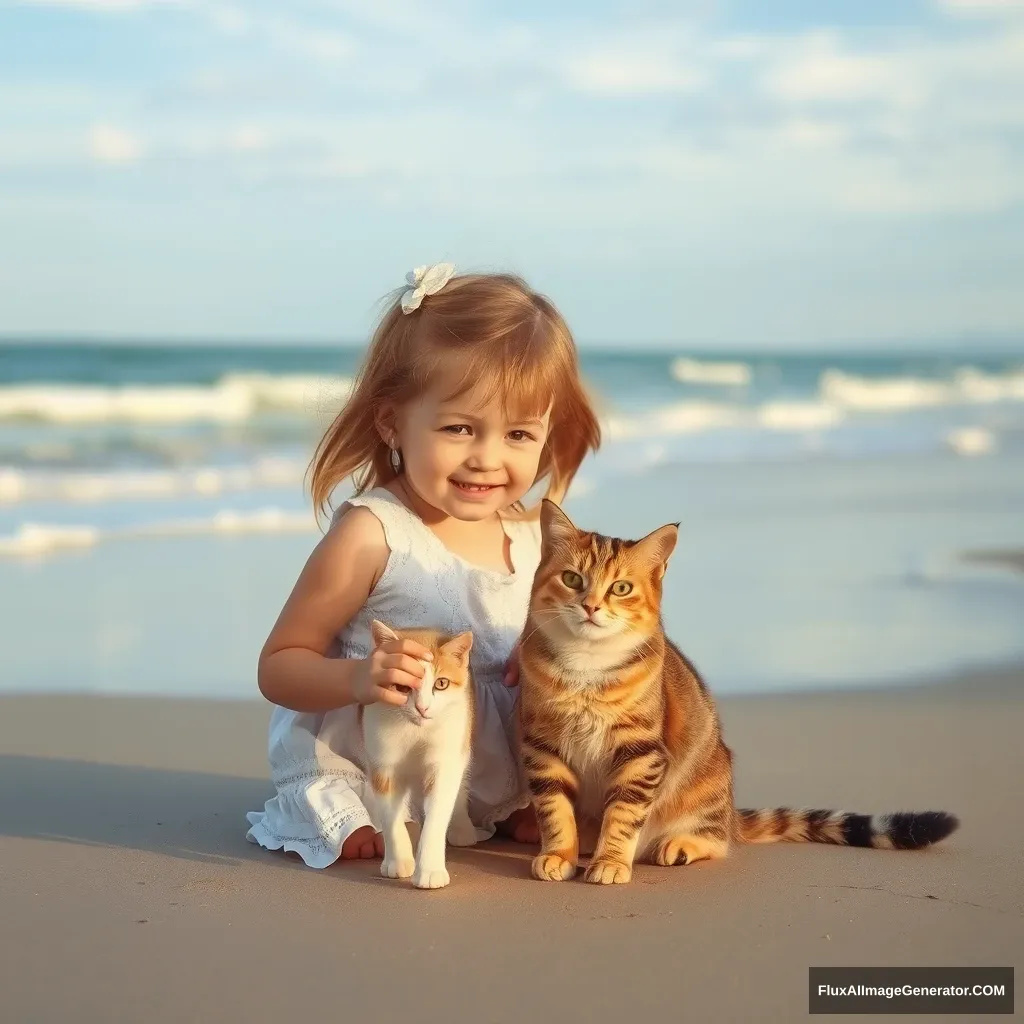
left=257, top=506, right=430, bottom=713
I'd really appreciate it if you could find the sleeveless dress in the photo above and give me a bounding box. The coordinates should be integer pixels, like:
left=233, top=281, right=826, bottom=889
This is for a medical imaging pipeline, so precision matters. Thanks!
left=245, top=487, right=540, bottom=868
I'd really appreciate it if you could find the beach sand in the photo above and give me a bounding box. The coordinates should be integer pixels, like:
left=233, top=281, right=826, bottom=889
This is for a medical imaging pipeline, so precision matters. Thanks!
left=2, top=667, right=1021, bottom=1023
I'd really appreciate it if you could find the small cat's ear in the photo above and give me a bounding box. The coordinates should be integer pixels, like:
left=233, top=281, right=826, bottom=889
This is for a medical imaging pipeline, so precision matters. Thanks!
left=441, top=631, right=473, bottom=662
left=370, top=619, right=400, bottom=648
left=540, top=499, right=577, bottom=549
left=635, top=522, right=679, bottom=569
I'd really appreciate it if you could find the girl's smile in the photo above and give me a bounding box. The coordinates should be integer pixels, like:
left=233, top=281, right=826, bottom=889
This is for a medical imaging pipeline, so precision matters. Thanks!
left=449, top=478, right=506, bottom=500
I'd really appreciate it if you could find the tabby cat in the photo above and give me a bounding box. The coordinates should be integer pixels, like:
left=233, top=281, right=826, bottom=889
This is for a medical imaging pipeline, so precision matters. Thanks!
left=364, top=621, right=478, bottom=890
left=516, top=502, right=959, bottom=885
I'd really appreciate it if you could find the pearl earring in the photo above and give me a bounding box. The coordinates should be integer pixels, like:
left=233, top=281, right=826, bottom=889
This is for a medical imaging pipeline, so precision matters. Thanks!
left=388, top=437, right=402, bottom=473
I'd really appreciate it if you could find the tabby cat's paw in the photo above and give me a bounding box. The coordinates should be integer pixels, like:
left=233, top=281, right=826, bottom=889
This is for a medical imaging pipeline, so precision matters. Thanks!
left=531, top=853, right=577, bottom=881
left=380, top=856, right=415, bottom=879
left=653, top=838, right=690, bottom=866
left=412, top=865, right=450, bottom=890
left=584, top=858, right=632, bottom=885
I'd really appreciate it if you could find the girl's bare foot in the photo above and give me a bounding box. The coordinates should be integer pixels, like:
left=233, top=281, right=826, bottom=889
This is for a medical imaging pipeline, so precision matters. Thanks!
left=339, top=826, right=385, bottom=859
left=496, top=805, right=540, bottom=844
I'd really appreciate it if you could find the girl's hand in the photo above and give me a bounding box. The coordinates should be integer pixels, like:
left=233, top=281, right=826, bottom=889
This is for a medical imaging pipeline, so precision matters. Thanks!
left=502, top=641, right=521, bottom=687
left=354, top=640, right=434, bottom=706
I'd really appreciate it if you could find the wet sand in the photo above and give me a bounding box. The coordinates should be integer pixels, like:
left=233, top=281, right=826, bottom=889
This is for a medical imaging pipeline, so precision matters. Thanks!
left=1, top=667, right=1021, bottom=1023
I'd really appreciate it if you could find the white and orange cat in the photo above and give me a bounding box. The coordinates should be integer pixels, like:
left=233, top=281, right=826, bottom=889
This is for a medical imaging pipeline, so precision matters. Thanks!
left=363, top=621, right=479, bottom=890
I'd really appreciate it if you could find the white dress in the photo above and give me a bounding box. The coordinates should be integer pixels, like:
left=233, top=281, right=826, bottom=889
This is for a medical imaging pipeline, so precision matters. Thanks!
left=245, top=487, right=539, bottom=868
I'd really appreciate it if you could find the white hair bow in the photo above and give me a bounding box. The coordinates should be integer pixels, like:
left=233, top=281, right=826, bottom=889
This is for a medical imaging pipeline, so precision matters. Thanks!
left=400, top=262, right=456, bottom=314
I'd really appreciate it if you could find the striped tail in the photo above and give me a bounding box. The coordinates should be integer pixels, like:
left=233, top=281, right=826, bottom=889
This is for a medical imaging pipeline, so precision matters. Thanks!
left=736, top=807, right=959, bottom=850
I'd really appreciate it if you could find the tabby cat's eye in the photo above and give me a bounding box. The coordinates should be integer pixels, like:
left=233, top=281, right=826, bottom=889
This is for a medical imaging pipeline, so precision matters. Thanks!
left=561, top=570, right=584, bottom=590
left=611, top=580, right=633, bottom=596
left=433, top=677, right=450, bottom=691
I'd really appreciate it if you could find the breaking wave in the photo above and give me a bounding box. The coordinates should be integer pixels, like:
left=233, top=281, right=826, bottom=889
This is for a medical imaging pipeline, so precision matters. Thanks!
left=0, top=373, right=353, bottom=424
left=0, top=507, right=318, bottom=558
left=670, top=357, right=752, bottom=387
left=0, top=456, right=307, bottom=504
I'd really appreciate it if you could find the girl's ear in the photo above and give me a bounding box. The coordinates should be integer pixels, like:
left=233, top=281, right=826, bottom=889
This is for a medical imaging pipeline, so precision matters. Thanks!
left=370, top=619, right=400, bottom=648
left=373, top=403, right=398, bottom=447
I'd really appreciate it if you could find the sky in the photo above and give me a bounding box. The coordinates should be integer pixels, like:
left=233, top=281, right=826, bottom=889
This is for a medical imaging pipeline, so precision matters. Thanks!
left=1, top=0, right=1023, bottom=349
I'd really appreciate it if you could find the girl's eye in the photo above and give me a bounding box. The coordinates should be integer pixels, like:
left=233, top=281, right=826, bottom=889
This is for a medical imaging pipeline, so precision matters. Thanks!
left=433, top=677, right=450, bottom=691
left=508, top=430, right=536, bottom=443
left=442, top=425, right=471, bottom=436
left=561, top=570, right=584, bottom=590
left=611, top=580, right=633, bottom=596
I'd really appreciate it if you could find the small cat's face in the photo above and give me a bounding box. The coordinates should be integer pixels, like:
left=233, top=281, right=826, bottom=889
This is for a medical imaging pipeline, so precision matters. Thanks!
left=370, top=622, right=473, bottom=723
left=531, top=501, right=678, bottom=642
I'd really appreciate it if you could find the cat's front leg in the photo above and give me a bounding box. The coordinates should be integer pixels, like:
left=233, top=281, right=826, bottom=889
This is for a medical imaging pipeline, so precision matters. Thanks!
left=371, top=769, right=415, bottom=879
left=586, top=744, right=668, bottom=885
left=412, top=760, right=466, bottom=889
left=521, top=734, right=581, bottom=881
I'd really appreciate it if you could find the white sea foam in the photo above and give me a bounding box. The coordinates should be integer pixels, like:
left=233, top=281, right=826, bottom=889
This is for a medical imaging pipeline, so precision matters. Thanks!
left=946, top=426, right=996, bottom=456
left=670, top=357, right=752, bottom=386
left=0, top=373, right=353, bottom=424
left=604, top=402, right=745, bottom=440
left=0, top=507, right=317, bottom=559
left=0, top=456, right=307, bottom=505
left=756, top=401, right=843, bottom=430
left=146, top=508, right=316, bottom=536
left=820, top=367, right=1024, bottom=411
left=0, top=523, right=101, bottom=557
left=604, top=398, right=842, bottom=440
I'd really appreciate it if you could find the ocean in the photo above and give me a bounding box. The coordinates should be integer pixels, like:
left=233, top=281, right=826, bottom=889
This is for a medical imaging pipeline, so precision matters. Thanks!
left=2, top=340, right=1023, bottom=698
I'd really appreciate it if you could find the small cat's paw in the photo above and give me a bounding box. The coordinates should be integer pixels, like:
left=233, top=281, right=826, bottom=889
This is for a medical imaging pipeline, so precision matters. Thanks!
left=380, top=856, right=415, bottom=879
left=446, top=819, right=479, bottom=847
left=412, top=865, right=450, bottom=890
left=531, top=853, right=577, bottom=881
left=584, top=858, right=632, bottom=885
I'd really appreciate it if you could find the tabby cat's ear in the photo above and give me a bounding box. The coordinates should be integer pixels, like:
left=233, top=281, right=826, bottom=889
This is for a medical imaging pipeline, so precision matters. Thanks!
left=441, top=631, right=473, bottom=662
left=634, top=522, right=679, bottom=570
left=370, top=619, right=400, bottom=648
left=540, top=499, right=578, bottom=551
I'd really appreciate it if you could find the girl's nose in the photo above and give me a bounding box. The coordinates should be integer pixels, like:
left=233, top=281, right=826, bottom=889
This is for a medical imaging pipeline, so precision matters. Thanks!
left=466, top=438, right=502, bottom=471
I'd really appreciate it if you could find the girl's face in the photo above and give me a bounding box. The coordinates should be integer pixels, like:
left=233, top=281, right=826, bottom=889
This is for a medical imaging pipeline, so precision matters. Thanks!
left=391, top=367, right=551, bottom=522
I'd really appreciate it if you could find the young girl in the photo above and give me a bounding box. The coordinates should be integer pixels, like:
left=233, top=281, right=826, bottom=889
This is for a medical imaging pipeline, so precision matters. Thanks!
left=246, top=264, right=602, bottom=866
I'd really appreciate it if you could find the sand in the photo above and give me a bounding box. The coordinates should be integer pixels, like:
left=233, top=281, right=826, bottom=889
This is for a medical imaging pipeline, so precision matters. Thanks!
left=2, top=668, right=1021, bottom=1023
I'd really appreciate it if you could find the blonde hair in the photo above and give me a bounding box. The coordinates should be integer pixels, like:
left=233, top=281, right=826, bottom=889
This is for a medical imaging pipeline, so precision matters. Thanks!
left=309, top=271, right=601, bottom=519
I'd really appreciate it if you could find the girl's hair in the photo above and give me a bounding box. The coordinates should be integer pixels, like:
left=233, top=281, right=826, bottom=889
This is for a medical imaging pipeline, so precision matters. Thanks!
left=309, top=271, right=601, bottom=519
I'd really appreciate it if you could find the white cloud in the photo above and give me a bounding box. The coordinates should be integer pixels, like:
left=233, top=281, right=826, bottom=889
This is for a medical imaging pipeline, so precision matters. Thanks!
left=6, top=2, right=1024, bottom=222
left=24, top=0, right=178, bottom=9
left=228, top=125, right=269, bottom=152
left=564, top=51, right=701, bottom=96
left=764, top=33, right=927, bottom=107
left=938, top=0, right=1024, bottom=17
left=208, top=5, right=248, bottom=35
left=88, top=124, right=141, bottom=163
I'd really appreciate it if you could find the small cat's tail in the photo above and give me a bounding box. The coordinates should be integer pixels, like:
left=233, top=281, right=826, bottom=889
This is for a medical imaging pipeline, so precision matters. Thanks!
left=735, top=807, right=959, bottom=850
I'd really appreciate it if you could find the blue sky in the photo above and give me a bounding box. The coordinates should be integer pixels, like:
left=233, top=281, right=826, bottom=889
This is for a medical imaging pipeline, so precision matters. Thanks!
left=1, top=0, right=1023, bottom=348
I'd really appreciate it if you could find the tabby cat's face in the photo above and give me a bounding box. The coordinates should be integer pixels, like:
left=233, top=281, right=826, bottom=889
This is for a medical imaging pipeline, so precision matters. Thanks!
left=531, top=501, right=678, bottom=643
